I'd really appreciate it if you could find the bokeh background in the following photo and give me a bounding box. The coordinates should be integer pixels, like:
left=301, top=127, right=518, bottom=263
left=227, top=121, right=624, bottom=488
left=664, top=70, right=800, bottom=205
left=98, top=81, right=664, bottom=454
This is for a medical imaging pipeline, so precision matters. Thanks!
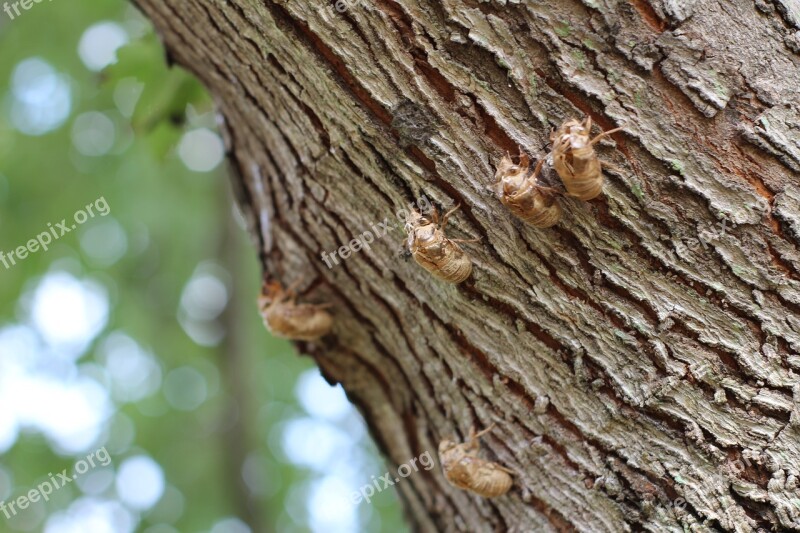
left=0, top=1, right=406, bottom=531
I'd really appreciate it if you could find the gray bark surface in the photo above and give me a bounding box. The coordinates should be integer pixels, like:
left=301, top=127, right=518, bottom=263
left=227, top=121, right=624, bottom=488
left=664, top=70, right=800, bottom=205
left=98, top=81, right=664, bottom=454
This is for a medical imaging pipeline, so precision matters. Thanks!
left=134, top=0, right=800, bottom=531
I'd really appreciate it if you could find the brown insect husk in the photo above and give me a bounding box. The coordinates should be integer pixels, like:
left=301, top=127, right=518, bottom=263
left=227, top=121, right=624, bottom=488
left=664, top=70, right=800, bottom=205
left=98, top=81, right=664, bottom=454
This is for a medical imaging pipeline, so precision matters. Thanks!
left=551, top=116, right=624, bottom=201
left=405, top=205, right=473, bottom=284
left=438, top=425, right=514, bottom=498
left=493, top=152, right=562, bottom=228
left=258, top=280, right=333, bottom=341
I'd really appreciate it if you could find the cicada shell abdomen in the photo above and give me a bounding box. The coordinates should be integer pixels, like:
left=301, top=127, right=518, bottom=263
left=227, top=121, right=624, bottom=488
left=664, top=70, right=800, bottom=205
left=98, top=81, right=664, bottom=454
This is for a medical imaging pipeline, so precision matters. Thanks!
left=438, top=425, right=514, bottom=498
left=405, top=207, right=473, bottom=284
left=258, top=281, right=333, bottom=341
left=494, top=153, right=562, bottom=228
left=551, top=116, right=623, bottom=201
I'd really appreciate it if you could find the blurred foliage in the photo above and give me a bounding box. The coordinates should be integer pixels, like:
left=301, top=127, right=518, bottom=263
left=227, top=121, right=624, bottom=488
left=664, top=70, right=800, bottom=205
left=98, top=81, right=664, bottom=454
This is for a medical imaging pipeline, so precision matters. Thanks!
left=0, top=0, right=406, bottom=532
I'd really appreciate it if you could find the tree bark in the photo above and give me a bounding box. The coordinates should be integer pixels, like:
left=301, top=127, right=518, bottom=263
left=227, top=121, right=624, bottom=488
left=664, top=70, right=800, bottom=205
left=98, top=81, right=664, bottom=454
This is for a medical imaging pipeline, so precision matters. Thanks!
left=133, top=0, right=800, bottom=531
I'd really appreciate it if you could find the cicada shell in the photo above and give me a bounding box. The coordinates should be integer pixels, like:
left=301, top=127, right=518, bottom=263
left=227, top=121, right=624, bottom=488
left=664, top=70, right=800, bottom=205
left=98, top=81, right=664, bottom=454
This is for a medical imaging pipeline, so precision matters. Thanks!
left=551, top=116, right=624, bottom=201
left=258, top=280, right=332, bottom=341
left=439, top=425, right=514, bottom=498
left=493, top=152, right=561, bottom=228
left=405, top=205, right=473, bottom=284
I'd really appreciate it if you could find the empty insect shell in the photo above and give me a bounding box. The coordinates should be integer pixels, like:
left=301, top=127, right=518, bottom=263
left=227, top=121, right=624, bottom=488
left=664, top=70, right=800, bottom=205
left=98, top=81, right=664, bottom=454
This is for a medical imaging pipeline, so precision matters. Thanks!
left=405, top=205, right=474, bottom=284
left=439, top=425, right=514, bottom=498
left=258, top=280, right=332, bottom=341
left=493, top=152, right=562, bottom=228
left=551, top=116, right=624, bottom=201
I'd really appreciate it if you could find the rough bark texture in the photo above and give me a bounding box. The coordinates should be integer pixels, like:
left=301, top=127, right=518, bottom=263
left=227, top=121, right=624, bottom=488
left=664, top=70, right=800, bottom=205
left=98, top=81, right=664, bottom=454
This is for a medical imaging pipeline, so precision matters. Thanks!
left=134, top=0, right=800, bottom=531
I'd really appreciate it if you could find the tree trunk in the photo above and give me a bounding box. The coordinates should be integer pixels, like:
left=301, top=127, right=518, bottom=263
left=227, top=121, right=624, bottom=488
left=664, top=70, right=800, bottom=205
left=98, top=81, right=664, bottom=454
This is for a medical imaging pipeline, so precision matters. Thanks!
left=133, top=0, right=800, bottom=531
